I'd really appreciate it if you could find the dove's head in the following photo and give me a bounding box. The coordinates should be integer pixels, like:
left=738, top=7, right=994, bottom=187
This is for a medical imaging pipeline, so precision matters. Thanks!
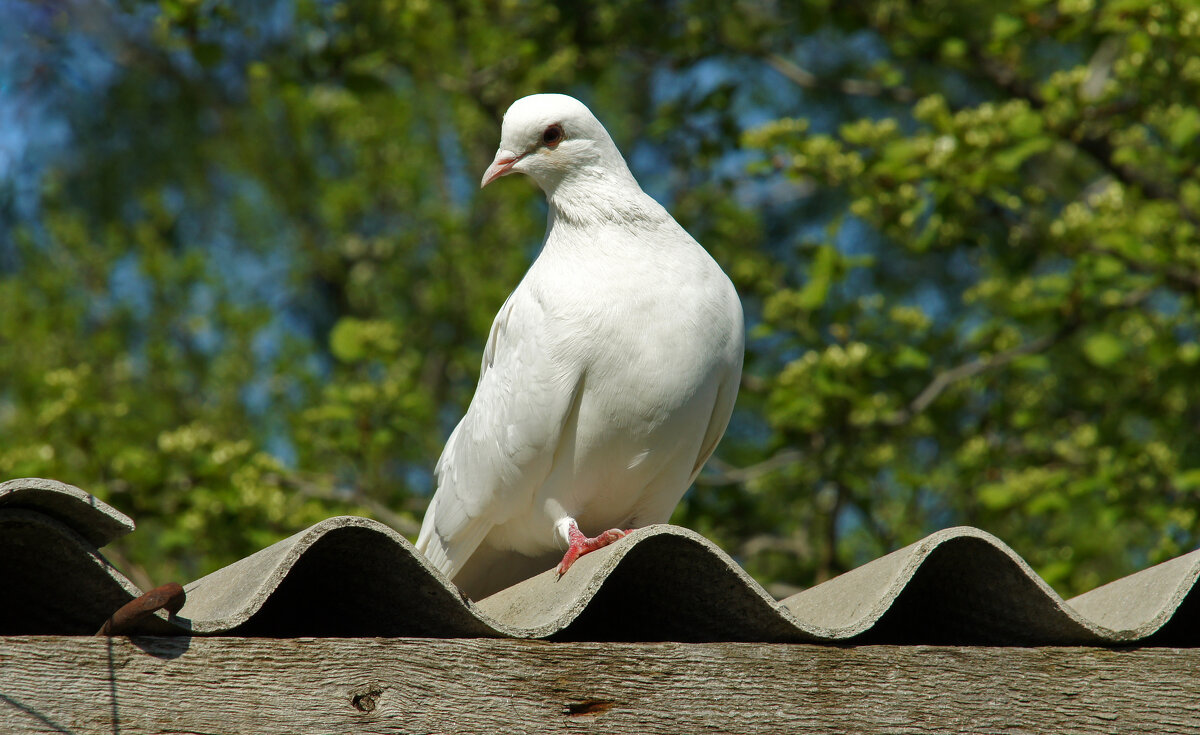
left=481, top=93, right=635, bottom=193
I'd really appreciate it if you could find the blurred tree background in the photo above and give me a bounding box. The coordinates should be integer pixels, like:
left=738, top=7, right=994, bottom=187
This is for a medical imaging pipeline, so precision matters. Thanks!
left=2, top=0, right=1198, bottom=597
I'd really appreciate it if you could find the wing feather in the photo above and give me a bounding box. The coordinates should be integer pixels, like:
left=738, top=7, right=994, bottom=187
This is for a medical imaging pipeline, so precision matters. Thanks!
left=416, top=286, right=579, bottom=580
left=689, top=360, right=742, bottom=484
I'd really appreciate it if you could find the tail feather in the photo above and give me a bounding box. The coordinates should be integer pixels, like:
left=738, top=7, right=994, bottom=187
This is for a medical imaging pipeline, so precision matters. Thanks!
left=415, top=495, right=493, bottom=581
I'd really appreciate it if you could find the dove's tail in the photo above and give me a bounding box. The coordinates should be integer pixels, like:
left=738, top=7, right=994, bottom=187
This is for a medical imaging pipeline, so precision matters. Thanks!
left=416, top=491, right=492, bottom=582
left=414, top=498, right=450, bottom=572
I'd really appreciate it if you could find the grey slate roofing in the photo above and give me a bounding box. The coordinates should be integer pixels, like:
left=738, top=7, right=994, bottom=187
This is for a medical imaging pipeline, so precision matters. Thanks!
left=2, top=476, right=1198, bottom=644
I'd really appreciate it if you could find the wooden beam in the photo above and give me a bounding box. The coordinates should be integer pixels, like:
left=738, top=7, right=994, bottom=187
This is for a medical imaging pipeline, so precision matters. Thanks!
left=1, top=636, right=1198, bottom=734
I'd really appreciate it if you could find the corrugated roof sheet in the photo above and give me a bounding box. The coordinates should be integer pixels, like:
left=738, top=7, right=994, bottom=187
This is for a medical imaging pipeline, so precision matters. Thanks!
left=2, top=476, right=1197, bottom=644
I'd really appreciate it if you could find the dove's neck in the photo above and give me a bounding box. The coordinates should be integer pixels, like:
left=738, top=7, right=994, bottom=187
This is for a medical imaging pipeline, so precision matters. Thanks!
left=542, top=164, right=668, bottom=232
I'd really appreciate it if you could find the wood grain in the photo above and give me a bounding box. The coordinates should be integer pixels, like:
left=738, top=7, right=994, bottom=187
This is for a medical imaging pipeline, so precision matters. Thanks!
left=1, top=636, right=1198, bottom=734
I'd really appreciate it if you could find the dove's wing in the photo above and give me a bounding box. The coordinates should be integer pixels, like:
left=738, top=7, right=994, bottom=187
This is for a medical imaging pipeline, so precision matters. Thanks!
left=689, top=353, right=743, bottom=485
left=689, top=297, right=745, bottom=484
left=416, top=286, right=581, bottom=579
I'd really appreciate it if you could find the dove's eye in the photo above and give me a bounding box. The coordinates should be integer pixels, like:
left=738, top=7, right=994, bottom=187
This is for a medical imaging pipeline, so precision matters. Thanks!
left=542, top=124, right=563, bottom=147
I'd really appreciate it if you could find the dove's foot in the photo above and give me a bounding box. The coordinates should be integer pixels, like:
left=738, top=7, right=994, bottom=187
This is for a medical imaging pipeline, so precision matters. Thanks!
left=556, top=522, right=627, bottom=578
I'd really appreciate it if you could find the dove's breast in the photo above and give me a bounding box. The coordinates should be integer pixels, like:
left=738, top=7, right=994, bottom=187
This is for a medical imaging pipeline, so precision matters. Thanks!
left=486, top=222, right=744, bottom=554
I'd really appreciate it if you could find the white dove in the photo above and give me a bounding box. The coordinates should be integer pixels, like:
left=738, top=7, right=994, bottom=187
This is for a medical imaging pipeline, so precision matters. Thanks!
left=416, top=93, right=744, bottom=599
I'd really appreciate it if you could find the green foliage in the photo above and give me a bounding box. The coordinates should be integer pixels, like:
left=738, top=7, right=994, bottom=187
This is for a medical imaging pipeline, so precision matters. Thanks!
left=2, top=0, right=1198, bottom=596
left=711, top=0, right=1200, bottom=593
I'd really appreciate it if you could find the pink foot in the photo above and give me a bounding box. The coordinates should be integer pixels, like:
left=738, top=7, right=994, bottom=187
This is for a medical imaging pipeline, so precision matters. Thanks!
left=556, top=522, right=628, bottom=578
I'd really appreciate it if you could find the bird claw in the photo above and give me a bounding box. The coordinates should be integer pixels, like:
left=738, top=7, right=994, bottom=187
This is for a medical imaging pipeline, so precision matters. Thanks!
left=555, top=526, right=628, bottom=578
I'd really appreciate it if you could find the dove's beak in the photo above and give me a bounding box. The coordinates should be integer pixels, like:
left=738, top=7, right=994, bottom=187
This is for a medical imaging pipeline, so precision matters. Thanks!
left=481, top=150, right=524, bottom=188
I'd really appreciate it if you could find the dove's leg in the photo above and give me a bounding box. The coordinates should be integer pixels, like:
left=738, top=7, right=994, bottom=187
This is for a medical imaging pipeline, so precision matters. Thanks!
left=555, top=520, right=626, bottom=577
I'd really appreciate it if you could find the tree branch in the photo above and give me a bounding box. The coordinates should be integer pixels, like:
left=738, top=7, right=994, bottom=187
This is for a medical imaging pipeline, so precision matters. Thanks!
left=763, top=53, right=915, bottom=104
left=707, top=287, right=1154, bottom=485
left=699, top=449, right=804, bottom=486
left=884, top=286, right=1152, bottom=427
left=882, top=328, right=1068, bottom=427
left=971, top=52, right=1198, bottom=226
left=269, top=473, right=422, bottom=537
left=1083, top=244, right=1200, bottom=292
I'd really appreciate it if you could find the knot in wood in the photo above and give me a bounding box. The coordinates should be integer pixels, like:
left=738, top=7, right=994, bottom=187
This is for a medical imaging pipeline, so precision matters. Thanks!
left=565, top=699, right=614, bottom=717
left=352, top=688, right=383, bottom=713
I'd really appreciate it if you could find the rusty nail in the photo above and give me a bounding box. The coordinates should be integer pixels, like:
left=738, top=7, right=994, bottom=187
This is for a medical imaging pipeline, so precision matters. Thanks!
left=95, top=582, right=186, bottom=636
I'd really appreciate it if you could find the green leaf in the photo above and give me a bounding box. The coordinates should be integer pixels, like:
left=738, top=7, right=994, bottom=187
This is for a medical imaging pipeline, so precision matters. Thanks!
left=1082, top=333, right=1127, bottom=367
left=1174, top=469, right=1200, bottom=491
left=893, top=345, right=930, bottom=369
left=994, top=136, right=1052, bottom=171
left=796, top=245, right=839, bottom=310
left=940, top=38, right=967, bottom=60
left=1169, top=108, right=1200, bottom=150
left=991, top=14, right=1023, bottom=42
left=330, top=318, right=367, bottom=363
